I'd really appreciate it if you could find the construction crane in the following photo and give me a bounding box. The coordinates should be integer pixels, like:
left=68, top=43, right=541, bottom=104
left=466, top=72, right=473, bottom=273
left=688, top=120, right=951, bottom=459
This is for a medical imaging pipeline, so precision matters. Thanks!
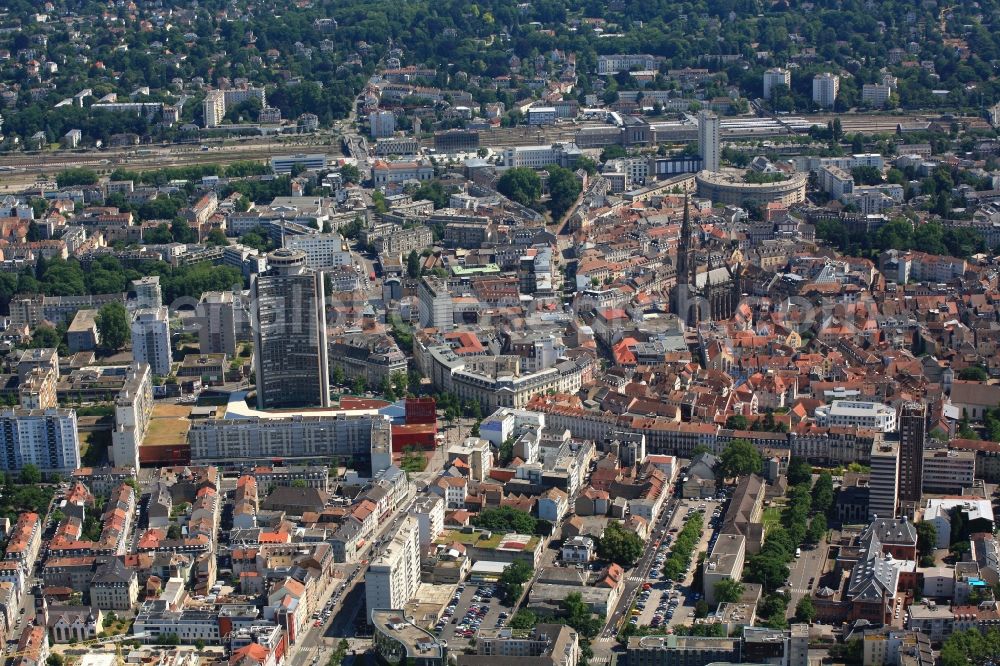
left=3, top=632, right=146, bottom=666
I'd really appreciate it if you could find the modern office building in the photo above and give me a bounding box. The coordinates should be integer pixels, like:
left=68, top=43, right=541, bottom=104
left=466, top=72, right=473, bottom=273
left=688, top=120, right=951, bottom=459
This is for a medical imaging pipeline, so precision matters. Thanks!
left=0, top=408, right=81, bottom=474
left=252, top=248, right=330, bottom=409
left=189, top=411, right=391, bottom=464
left=869, top=440, right=900, bottom=521
left=899, top=402, right=927, bottom=505
left=283, top=233, right=353, bottom=271
left=366, top=516, right=421, bottom=614
left=131, top=307, right=172, bottom=376
left=763, top=68, right=791, bottom=102
left=269, top=154, right=328, bottom=175
left=473, top=624, right=580, bottom=665
left=814, top=401, right=898, bottom=432
left=922, top=448, right=976, bottom=493
left=196, top=291, right=238, bottom=357
left=697, top=110, right=720, bottom=173
left=812, top=73, right=840, bottom=108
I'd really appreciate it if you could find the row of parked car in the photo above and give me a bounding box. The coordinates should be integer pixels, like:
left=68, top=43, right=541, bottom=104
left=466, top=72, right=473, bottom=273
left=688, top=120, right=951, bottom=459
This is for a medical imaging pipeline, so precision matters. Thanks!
left=435, top=583, right=501, bottom=639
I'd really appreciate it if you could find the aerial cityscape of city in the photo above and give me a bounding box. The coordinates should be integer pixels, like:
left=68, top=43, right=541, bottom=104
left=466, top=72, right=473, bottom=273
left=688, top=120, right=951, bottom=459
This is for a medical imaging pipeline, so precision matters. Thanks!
left=0, top=0, right=998, bottom=665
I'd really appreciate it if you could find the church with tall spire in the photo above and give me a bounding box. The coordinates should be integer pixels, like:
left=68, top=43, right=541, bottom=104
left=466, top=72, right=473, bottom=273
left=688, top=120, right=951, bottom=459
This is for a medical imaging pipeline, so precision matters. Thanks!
left=671, top=196, right=742, bottom=326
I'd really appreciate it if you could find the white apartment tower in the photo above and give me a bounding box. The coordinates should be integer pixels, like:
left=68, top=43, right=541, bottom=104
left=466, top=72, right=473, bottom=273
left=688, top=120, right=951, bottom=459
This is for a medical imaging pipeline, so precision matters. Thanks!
left=697, top=110, right=720, bottom=173
left=369, top=111, right=396, bottom=139
left=203, top=87, right=267, bottom=129
left=131, top=307, right=172, bottom=376
left=812, top=73, right=840, bottom=108
left=0, top=408, right=81, bottom=474
left=196, top=291, right=238, bottom=357
left=366, top=516, right=421, bottom=615
left=131, top=276, right=162, bottom=310
left=763, top=68, right=791, bottom=102
left=111, top=363, right=153, bottom=471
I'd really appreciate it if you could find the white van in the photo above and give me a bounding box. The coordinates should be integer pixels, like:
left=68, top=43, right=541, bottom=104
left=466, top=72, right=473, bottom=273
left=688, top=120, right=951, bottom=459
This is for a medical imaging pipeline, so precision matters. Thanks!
left=795, top=548, right=802, bottom=558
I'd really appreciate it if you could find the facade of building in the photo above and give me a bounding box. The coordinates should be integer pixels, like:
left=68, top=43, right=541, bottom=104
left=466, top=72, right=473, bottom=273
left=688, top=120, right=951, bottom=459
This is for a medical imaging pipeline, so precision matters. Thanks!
left=369, top=111, right=396, bottom=139
left=203, top=87, right=267, bottom=128
left=196, top=291, right=239, bottom=357
left=869, top=440, right=900, bottom=520
left=763, top=68, right=791, bottom=101
left=898, top=402, right=926, bottom=505
left=0, top=409, right=80, bottom=475
left=697, top=110, right=720, bottom=173
left=366, top=516, right=421, bottom=613
left=812, top=73, right=840, bottom=108
left=111, top=363, right=152, bottom=471
left=814, top=401, right=898, bottom=432
left=188, top=413, right=391, bottom=463
left=922, top=449, right=976, bottom=493
left=252, top=249, right=330, bottom=410
left=132, top=276, right=162, bottom=309
left=695, top=170, right=808, bottom=207
left=284, top=233, right=353, bottom=271
left=131, top=307, right=171, bottom=376
left=862, top=83, right=892, bottom=107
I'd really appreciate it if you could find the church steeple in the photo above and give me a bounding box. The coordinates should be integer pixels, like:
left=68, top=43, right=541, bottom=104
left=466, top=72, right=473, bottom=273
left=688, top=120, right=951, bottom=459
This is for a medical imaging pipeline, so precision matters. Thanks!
left=677, top=195, right=693, bottom=286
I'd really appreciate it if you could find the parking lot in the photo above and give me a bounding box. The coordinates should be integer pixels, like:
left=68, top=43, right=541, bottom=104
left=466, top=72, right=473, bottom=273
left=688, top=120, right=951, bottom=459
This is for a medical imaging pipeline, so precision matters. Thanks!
left=435, top=581, right=514, bottom=646
left=624, top=495, right=729, bottom=632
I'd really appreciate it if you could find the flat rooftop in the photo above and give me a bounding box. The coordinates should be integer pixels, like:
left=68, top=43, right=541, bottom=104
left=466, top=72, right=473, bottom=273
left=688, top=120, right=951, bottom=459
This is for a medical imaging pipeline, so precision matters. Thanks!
left=371, top=609, right=445, bottom=660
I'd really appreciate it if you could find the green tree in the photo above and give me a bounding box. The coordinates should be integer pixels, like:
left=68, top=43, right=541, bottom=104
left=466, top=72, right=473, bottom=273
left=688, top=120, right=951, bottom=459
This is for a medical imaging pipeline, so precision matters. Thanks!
left=56, top=168, right=98, bottom=187
left=144, top=223, right=173, bottom=244
left=805, top=514, right=827, bottom=544
left=559, top=592, right=603, bottom=639
left=340, top=164, right=361, bottom=184
left=29, top=324, right=62, bottom=349
left=472, top=506, right=538, bottom=534
left=719, top=438, right=762, bottom=479
left=497, top=560, right=533, bottom=605
left=959, top=366, right=989, bottom=381
left=496, top=167, right=542, bottom=206
left=170, top=218, right=198, bottom=243
left=786, top=458, right=813, bottom=486
left=96, top=302, right=130, bottom=351
left=407, top=250, right=421, bottom=278
left=509, top=609, right=536, bottom=630
left=811, top=472, right=834, bottom=515
left=916, top=521, right=938, bottom=559
left=851, top=166, right=883, bottom=185
left=725, top=414, right=748, bottom=430
left=597, top=521, right=644, bottom=568
left=744, top=554, right=789, bottom=593
left=600, top=145, right=627, bottom=162
left=795, top=596, right=816, bottom=623
left=21, top=464, right=41, bottom=484
left=939, top=628, right=1000, bottom=666
left=577, top=157, right=598, bottom=176
left=205, top=229, right=229, bottom=247
left=714, top=579, right=745, bottom=604
left=546, top=165, right=582, bottom=220
left=352, top=376, right=366, bottom=395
